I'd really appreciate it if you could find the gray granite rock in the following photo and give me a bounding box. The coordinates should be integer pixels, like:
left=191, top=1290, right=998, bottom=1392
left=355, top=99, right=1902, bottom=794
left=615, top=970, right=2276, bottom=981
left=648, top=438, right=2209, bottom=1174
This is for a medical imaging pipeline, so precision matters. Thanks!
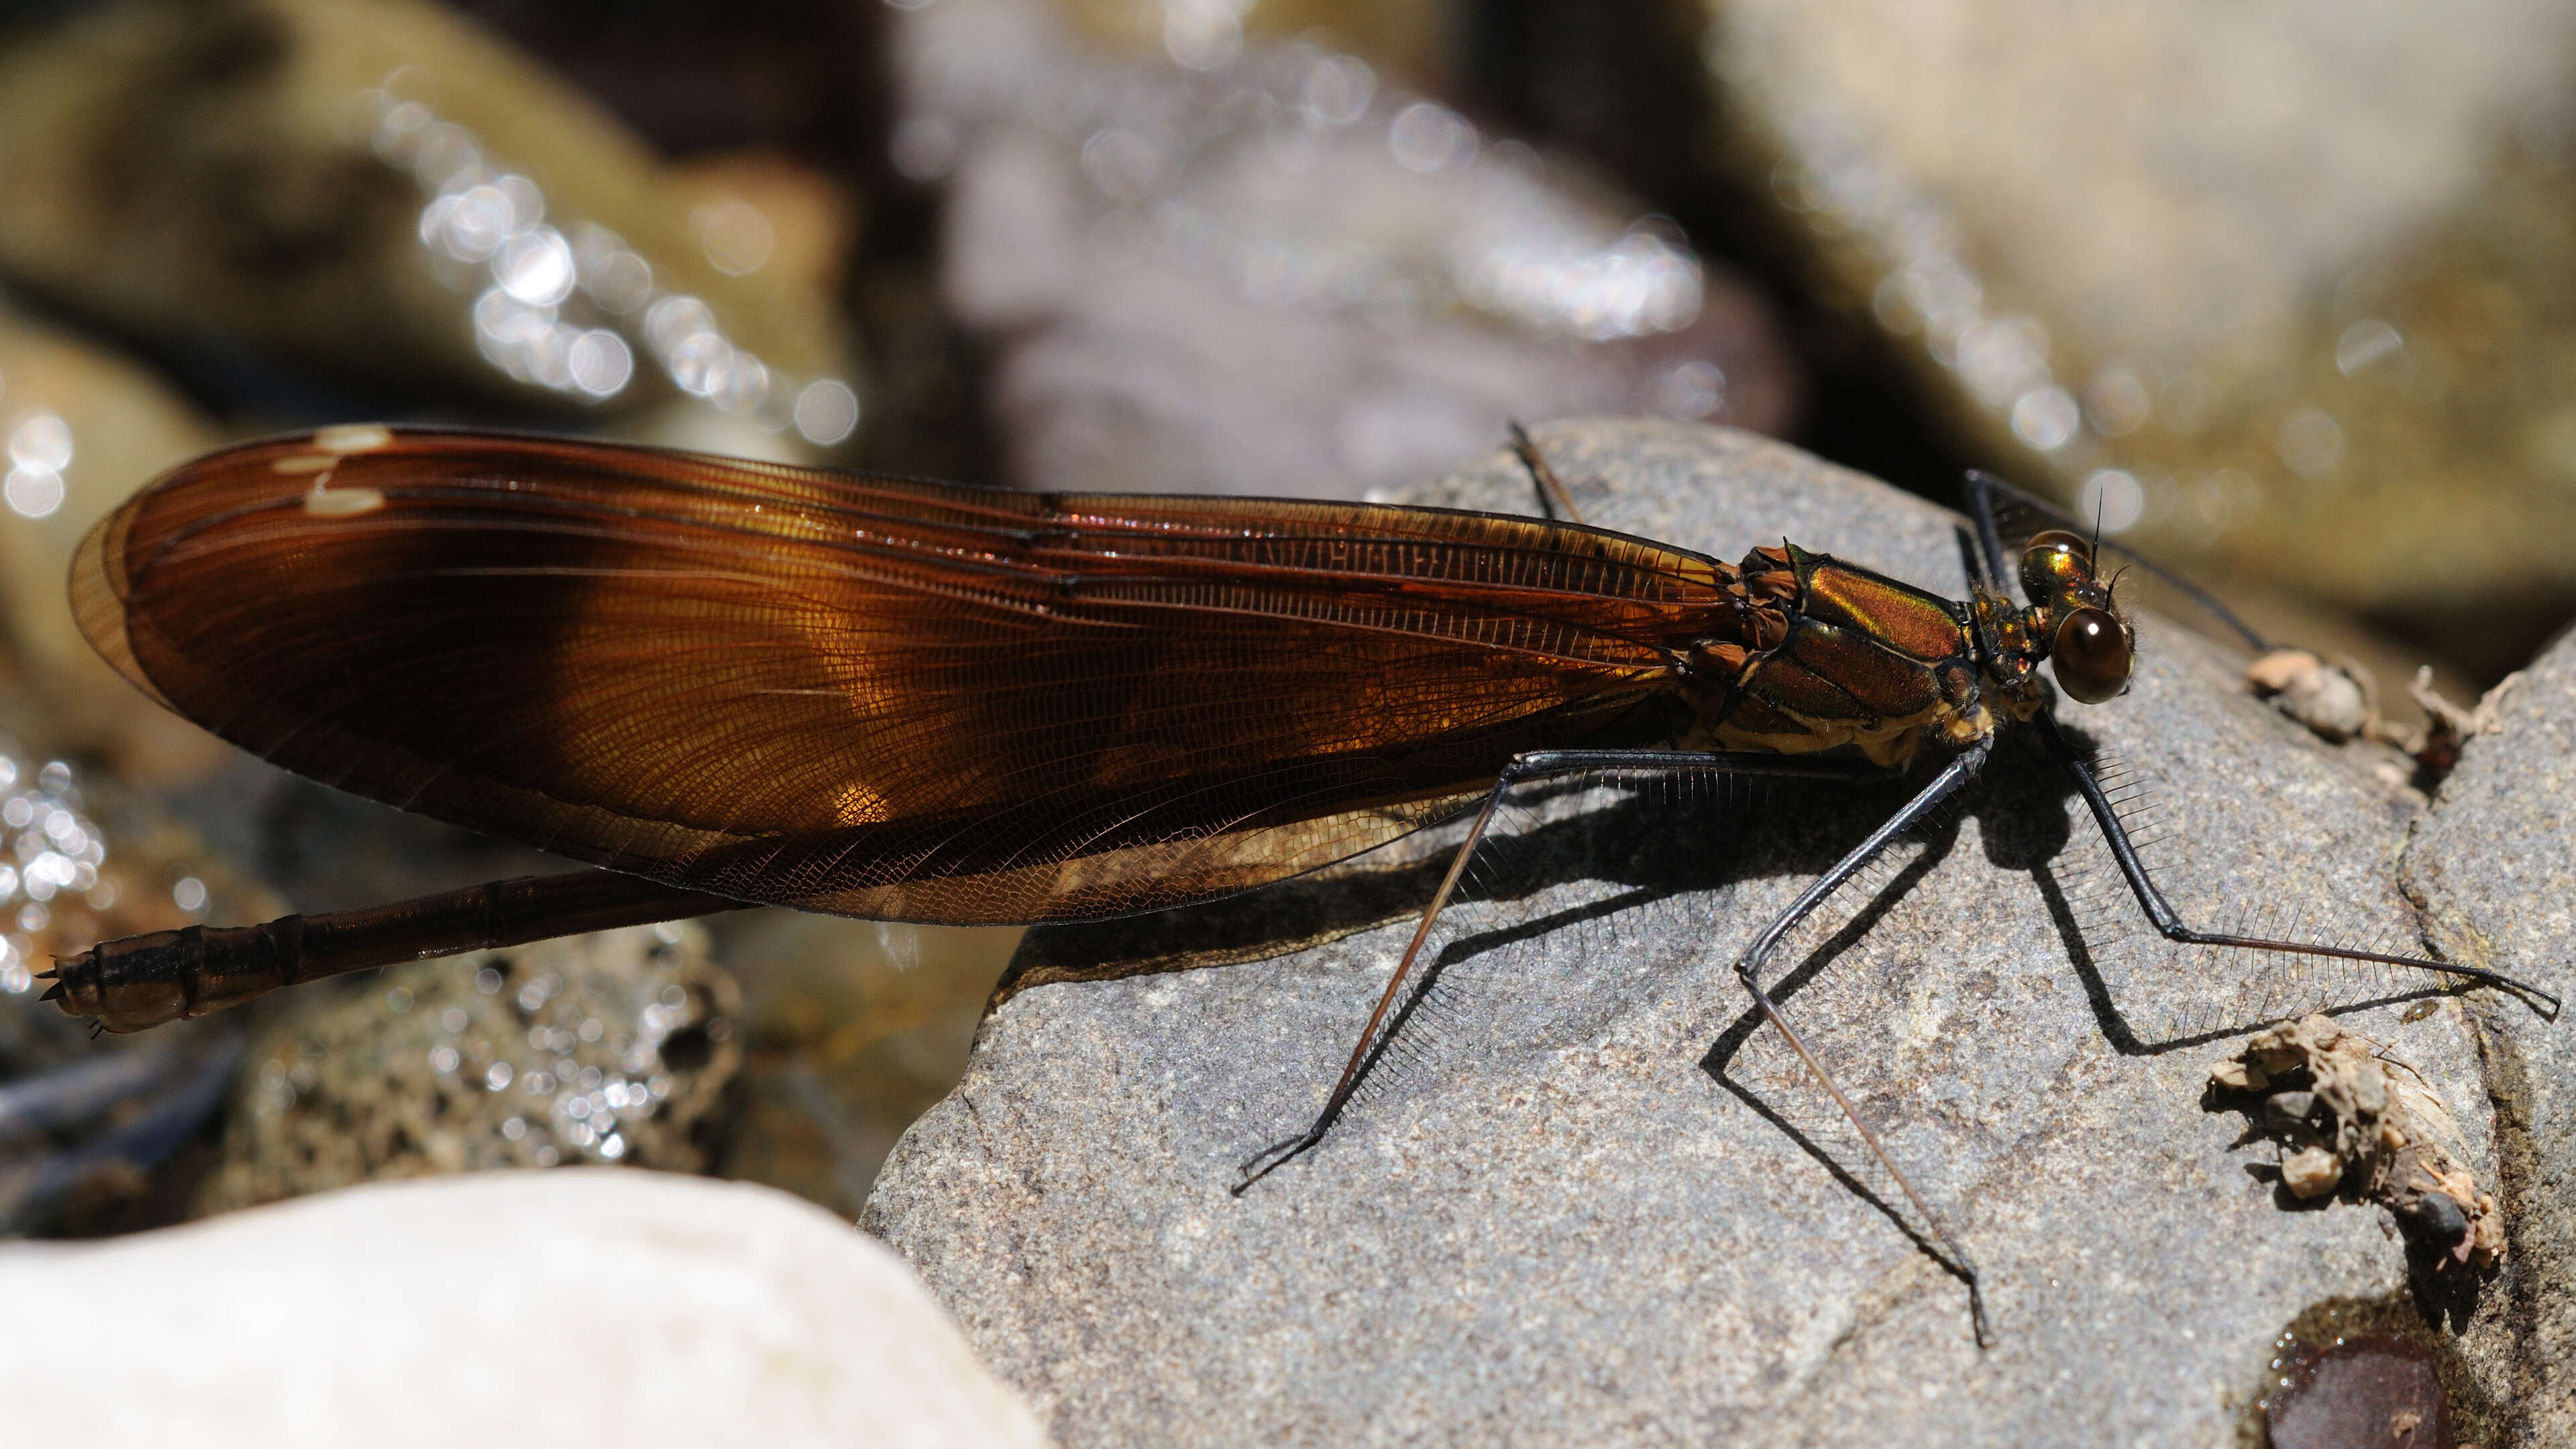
left=864, top=419, right=2548, bottom=1446
left=2404, top=629, right=2576, bottom=1445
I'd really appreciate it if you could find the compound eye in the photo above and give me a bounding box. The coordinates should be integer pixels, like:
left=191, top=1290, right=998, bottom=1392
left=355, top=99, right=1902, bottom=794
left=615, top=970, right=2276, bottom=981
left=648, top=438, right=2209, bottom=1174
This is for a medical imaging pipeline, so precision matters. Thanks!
left=2020, top=530, right=2096, bottom=602
left=2051, top=606, right=2131, bottom=704
left=2029, top=531, right=2092, bottom=564
left=2023, top=529, right=2093, bottom=566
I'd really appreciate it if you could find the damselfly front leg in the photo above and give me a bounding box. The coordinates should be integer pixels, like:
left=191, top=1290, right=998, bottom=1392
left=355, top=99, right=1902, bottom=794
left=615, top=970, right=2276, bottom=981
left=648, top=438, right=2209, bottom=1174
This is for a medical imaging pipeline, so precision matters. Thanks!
left=1965, top=474, right=2564, bottom=1019
left=2033, top=712, right=2559, bottom=1014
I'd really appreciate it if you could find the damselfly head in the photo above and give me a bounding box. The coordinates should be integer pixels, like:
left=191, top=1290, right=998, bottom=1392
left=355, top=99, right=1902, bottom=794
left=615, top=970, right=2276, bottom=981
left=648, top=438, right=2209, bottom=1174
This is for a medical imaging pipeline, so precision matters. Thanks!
left=2020, top=530, right=2133, bottom=704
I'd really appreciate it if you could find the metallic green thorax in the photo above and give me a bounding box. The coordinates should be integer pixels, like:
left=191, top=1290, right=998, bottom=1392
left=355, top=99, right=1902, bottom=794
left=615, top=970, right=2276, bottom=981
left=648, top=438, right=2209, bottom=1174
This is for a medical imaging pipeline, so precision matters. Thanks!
left=1677, top=540, right=2127, bottom=768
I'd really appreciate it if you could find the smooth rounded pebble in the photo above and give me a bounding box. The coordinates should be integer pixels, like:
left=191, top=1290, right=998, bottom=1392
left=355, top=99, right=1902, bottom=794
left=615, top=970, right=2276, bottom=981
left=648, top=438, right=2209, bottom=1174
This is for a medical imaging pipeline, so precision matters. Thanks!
left=0, top=1169, right=1049, bottom=1449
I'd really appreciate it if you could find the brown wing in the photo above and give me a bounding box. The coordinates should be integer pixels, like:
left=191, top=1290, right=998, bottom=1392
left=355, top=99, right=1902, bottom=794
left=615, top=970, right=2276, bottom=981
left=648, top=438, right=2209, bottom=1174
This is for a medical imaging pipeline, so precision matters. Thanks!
left=72, top=428, right=1738, bottom=924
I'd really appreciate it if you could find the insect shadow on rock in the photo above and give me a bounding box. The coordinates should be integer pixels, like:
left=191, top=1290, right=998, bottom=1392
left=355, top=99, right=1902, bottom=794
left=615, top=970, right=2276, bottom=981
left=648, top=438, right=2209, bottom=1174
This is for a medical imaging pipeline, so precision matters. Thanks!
left=42, top=423, right=2563, bottom=1350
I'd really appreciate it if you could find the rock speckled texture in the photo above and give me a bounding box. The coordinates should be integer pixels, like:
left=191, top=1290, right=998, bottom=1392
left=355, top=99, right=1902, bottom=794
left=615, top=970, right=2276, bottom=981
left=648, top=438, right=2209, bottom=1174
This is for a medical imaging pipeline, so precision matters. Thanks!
left=2404, top=628, right=2576, bottom=1444
left=865, top=419, right=2548, bottom=1446
left=198, top=924, right=738, bottom=1214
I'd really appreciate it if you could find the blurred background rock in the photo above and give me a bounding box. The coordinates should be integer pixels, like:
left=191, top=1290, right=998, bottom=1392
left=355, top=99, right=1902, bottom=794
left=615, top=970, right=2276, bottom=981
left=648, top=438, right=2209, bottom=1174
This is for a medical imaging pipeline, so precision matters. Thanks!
left=0, top=0, right=2567, bottom=1232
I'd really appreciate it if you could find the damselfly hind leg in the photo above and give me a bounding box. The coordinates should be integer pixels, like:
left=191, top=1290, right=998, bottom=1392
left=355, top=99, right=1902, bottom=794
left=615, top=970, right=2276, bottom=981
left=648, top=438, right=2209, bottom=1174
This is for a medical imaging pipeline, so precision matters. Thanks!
left=1232, top=749, right=1882, bottom=1194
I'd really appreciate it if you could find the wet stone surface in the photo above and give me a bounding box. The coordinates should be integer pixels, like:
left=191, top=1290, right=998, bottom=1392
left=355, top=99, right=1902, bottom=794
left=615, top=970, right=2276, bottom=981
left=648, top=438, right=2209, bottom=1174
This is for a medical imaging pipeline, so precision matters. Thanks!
left=2263, top=1332, right=2450, bottom=1449
left=197, top=923, right=738, bottom=1215
left=1704, top=1, right=2576, bottom=655
left=865, top=419, right=2548, bottom=1446
left=2404, top=625, right=2576, bottom=1446
left=898, top=0, right=1797, bottom=504
left=0, top=0, right=859, bottom=431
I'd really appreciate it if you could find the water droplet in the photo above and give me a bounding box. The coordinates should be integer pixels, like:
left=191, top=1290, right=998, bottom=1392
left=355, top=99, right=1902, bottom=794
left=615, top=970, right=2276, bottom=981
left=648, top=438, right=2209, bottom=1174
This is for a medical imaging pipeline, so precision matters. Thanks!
left=4, top=467, right=64, bottom=519
left=568, top=331, right=633, bottom=398
left=1389, top=102, right=1474, bottom=173
left=794, top=380, right=861, bottom=445
left=693, top=199, right=775, bottom=277
left=494, top=227, right=577, bottom=307
left=2334, top=319, right=2404, bottom=376
left=2010, top=386, right=2081, bottom=451
left=5, top=413, right=71, bottom=473
left=1652, top=360, right=1727, bottom=419
left=2077, top=470, right=2145, bottom=535
left=2278, top=409, right=2347, bottom=477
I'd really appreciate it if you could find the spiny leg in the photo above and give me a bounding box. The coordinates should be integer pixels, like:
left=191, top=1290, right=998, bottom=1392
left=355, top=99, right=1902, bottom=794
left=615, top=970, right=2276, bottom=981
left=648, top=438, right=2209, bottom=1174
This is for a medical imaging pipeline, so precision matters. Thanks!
left=2033, top=712, right=2561, bottom=1017
left=1730, top=738, right=1996, bottom=1346
left=1232, top=748, right=1882, bottom=1193
left=1510, top=421, right=1587, bottom=527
